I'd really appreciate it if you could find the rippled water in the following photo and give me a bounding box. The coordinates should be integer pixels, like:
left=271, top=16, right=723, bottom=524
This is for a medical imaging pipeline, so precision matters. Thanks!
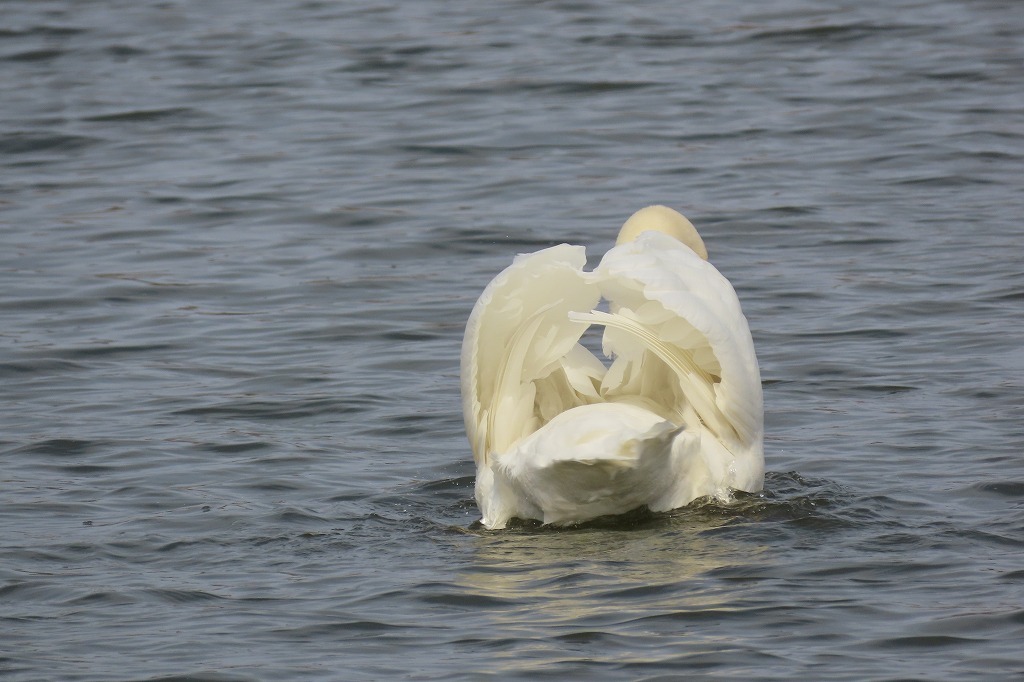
left=3, top=0, right=1023, bottom=679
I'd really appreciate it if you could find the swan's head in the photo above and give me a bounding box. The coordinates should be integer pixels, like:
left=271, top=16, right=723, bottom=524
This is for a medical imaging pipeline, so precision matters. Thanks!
left=615, top=205, right=708, bottom=260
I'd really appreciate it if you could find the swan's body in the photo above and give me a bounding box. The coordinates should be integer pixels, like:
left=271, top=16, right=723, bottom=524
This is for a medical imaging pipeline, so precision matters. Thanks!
left=461, top=206, right=763, bottom=529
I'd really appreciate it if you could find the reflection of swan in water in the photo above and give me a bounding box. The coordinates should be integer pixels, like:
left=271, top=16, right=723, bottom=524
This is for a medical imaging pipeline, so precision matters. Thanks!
left=462, top=206, right=764, bottom=529
left=461, top=515, right=752, bottom=594
left=452, top=512, right=770, bottom=668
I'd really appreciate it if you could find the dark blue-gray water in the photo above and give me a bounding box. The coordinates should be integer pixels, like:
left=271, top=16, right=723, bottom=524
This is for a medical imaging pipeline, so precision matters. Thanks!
left=3, top=1, right=1023, bottom=679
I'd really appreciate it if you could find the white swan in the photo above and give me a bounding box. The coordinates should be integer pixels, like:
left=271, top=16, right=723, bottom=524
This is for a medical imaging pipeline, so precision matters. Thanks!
left=461, top=206, right=763, bottom=529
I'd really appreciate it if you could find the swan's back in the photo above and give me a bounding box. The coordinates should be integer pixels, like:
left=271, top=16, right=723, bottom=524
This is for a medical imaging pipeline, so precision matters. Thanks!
left=461, top=213, right=764, bottom=529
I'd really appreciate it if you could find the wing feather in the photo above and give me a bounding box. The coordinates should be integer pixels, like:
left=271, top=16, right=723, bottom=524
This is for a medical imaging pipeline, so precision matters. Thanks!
left=461, top=244, right=601, bottom=465
left=590, top=231, right=764, bottom=488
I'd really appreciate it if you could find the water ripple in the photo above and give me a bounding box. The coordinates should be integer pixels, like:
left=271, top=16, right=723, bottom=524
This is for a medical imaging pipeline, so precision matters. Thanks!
left=2, top=0, right=1023, bottom=679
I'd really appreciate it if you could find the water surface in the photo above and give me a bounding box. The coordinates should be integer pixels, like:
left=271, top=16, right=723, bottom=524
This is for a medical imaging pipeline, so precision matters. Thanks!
left=2, top=0, right=1023, bottom=679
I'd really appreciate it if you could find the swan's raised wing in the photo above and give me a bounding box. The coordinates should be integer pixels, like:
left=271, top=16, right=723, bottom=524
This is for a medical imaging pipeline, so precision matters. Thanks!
left=582, top=231, right=764, bottom=490
left=461, top=244, right=602, bottom=466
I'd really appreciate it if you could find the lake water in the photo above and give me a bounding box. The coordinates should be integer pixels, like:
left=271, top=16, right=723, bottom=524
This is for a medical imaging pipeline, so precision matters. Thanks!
left=2, top=0, right=1023, bottom=679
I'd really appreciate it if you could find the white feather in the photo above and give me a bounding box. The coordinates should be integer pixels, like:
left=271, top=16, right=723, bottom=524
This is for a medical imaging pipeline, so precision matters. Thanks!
left=461, top=206, right=764, bottom=529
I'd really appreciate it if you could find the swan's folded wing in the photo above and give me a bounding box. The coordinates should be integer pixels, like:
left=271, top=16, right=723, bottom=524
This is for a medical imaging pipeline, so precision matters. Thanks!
left=593, top=231, right=764, bottom=489
left=461, top=244, right=602, bottom=465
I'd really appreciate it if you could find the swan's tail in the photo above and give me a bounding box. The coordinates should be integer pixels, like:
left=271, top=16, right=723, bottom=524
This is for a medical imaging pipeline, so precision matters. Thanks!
left=497, top=402, right=685, bottom=525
